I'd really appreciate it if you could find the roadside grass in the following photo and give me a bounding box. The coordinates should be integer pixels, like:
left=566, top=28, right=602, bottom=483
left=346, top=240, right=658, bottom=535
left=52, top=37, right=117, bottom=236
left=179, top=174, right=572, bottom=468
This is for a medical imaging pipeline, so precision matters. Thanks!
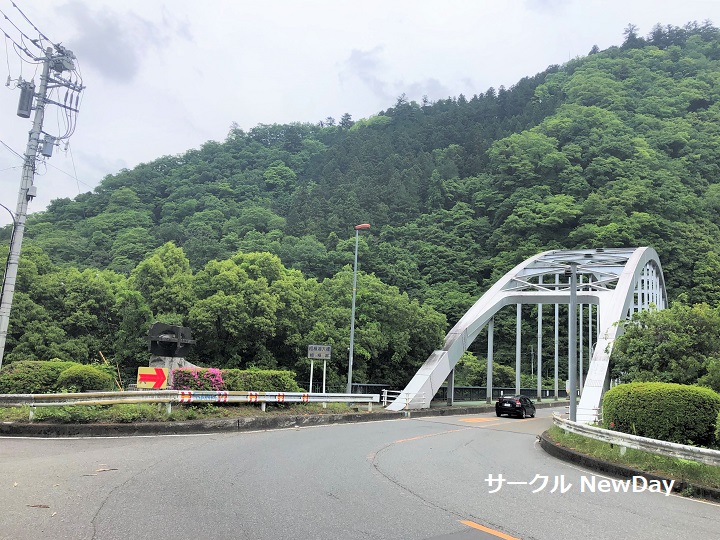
left=546, top=426, right=720, bottom=490
left=0, top=402, right=353, bottom=424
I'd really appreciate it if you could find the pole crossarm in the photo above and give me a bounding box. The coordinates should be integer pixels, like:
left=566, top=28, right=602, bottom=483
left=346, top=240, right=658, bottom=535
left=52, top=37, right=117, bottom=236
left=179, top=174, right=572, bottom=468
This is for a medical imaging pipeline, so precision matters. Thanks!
left=386, top=247, right=667, bottom=421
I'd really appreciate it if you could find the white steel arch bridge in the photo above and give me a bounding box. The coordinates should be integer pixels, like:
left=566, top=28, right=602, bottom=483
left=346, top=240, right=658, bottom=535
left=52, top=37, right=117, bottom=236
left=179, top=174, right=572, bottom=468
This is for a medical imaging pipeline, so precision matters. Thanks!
left=386, top=247, right=667, bottom=423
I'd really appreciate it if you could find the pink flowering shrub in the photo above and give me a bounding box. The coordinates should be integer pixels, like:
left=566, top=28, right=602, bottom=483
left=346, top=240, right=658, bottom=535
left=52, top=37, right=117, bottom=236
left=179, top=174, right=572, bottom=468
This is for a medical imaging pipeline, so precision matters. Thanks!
left=170, top=367, right=226, bottom=391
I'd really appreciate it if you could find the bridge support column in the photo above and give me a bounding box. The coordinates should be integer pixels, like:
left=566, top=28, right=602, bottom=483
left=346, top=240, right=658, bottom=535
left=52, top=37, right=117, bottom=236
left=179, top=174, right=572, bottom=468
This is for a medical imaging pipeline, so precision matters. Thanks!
left=579, top=284, right=584, bottom=393
left=447, top=368, right=455, bottom=406
left=537, top=300, right=542, bottom=401
left=554, top=273, right=559, bottom=401
left=568, top=263, right=578, bottom=421
left=486, top=318, right=494, bottom=403
left=516, top=304, right=522, bottom=394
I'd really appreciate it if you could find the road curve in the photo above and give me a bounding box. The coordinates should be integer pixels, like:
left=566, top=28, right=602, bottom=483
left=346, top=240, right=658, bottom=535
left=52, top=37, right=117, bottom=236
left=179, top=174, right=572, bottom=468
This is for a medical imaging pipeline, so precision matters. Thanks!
left=1, top=406, right=717, bottom=540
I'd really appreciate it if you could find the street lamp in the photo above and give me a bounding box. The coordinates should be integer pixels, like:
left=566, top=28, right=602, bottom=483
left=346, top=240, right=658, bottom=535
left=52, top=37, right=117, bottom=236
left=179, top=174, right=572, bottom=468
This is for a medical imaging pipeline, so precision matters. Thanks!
left=566, top=262, right=578, bottom=421
left=0, top=202, right=18, bottom=371
left=347, top=223, right=370, bottom=394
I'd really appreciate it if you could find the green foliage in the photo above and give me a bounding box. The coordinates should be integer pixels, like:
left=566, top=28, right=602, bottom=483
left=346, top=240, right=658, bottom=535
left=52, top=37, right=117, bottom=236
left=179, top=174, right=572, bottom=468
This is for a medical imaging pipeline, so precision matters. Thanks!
left=8, top=23, right=720, bottom=393
left=0, top=360, right=79, bottom=394
left=547, top=426, right=720, bottom=489
left=56, top=364, right=115, bottom=392
left=109, top=404, right=168, bottom=422
left=30, top=403, right=168, bottom=423
left=699, top=357, right=720, bottom=393
left=611, top=303, right=720, bottom=386
left=171, top=368, right=226, bottom=391
left=33, top=405, right=100, bottom=423
left=221, top=369, right=302, bottom=392
left=453, top=352, right=517, bottom=387
left=602, top=382, right=720, bottom=446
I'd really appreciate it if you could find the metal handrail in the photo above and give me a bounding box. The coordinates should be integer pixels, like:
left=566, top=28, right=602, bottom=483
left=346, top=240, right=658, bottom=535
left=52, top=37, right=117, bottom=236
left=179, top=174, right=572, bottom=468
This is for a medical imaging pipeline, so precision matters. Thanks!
left=553, top=413, right=720, bottom=467
left=381, top=389, right=425, bottom=410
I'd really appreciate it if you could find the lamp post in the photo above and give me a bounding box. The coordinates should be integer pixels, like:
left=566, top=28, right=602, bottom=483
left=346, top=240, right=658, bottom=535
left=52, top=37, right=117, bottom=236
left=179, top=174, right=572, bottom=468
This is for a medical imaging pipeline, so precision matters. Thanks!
left=347, top=223, right=370, bottom=394
left=566, top=262, right=578, bottom=421
left=0, top=203, right=18, bottom=371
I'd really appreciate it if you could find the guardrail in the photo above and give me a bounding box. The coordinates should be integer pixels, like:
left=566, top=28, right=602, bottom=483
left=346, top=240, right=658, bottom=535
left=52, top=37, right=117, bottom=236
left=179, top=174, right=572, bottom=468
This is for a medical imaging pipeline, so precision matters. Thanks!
left=0, top=390, right=380, bottom=419
left=553, top=413, right=720, bottom=467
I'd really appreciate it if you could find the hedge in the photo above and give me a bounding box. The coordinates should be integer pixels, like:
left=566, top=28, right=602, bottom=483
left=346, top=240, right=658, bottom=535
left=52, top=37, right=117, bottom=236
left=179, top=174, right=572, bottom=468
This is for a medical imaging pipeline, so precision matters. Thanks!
left=603, top=382, right=720, bottom=446
left=221, top=369, right=302, bottom=392
left=0, top=360, right=80, bottom=394
left=171, top=368, right=226, bottom=391
left=56, top=364, right=115, bottom=392
left=170, top=368, right=301, bottom=393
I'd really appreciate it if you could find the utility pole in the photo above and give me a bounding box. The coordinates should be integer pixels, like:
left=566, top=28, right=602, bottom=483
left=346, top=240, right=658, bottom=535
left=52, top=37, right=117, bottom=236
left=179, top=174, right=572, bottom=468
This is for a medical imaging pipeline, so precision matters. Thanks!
left=0, top=44, right=81, bottom=370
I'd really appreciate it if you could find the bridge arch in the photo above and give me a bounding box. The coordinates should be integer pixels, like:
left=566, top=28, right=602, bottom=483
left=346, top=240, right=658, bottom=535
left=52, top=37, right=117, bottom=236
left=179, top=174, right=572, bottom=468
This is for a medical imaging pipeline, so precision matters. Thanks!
left=386, top=247, right=667, bottom=423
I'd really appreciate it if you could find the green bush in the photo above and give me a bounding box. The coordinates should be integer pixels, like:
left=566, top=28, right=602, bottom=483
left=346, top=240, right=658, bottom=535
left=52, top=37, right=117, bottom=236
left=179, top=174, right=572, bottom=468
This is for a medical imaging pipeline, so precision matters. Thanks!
left=98, top=404, right=166, bottom=423
left=716, top=411, right=720, bottom=446
left=33, top=405, right=100, bottom=423
left=0, top=360, right=79, bottom=394
left=56, top=364, right=114, bottom=392
left=170, top=368, right=226, bottom=391
left=221, top=369, right=302, bottom=392
left=603, top=382, right=720, bottom=446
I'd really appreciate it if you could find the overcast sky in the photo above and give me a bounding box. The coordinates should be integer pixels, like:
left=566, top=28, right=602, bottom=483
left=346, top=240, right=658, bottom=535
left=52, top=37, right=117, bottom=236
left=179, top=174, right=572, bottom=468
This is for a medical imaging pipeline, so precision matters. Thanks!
left=2, top=0, right=720, bottom=228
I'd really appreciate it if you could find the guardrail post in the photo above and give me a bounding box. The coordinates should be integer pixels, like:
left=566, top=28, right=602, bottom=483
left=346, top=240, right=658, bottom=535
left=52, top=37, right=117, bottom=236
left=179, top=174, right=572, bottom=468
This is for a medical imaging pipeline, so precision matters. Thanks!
left=29, top=406, right=35, bottom=421
left=261, top=402, right=266, bottom=412
left=166, top=402, right=172, bottom=415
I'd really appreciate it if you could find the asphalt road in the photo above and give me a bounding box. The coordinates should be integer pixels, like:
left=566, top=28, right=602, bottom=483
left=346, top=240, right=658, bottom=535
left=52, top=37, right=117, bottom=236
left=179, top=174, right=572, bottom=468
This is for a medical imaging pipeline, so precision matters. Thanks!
left=1, top=406, right=718, bottom=540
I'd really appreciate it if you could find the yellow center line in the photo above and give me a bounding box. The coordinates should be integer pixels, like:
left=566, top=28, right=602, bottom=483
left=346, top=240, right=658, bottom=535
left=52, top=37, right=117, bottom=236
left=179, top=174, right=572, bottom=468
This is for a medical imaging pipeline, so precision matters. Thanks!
left=460, top=519, right=520, bottom=540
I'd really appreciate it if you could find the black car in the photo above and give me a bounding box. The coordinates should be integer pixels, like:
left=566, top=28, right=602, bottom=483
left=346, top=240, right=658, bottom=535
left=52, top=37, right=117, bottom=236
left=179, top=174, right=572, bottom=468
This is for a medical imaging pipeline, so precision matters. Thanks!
left=495, top=395, right=536, bottom=418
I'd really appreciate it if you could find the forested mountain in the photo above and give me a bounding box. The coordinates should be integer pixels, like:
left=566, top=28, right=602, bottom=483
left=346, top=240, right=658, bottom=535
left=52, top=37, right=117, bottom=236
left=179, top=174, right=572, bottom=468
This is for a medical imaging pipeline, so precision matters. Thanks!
left=3, top=22, right=720, bottom=388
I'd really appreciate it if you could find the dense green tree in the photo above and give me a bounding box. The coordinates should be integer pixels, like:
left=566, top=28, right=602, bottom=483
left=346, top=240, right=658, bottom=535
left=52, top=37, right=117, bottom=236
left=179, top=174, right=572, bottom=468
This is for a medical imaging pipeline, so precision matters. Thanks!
left=130, top=242, right=196, bottom=319
left=611, top=303, right=720, bottom=385
left=6, top=22, right=720, bottom=390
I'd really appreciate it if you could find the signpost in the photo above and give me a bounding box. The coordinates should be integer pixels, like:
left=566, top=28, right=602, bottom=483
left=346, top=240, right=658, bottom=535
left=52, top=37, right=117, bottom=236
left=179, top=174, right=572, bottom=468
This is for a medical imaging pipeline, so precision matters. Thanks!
left=137, top=367, right=168, bottom=389
left=308, top=345, right=331, bottom=359
left=307, top=345, right=330, bottom=401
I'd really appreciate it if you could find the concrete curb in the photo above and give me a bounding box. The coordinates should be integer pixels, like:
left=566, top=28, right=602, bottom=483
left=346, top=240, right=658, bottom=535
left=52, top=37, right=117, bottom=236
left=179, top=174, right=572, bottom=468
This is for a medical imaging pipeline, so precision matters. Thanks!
left=538, top=430, right=720, bottom=503
left=0, top=399, right=566, bottom=437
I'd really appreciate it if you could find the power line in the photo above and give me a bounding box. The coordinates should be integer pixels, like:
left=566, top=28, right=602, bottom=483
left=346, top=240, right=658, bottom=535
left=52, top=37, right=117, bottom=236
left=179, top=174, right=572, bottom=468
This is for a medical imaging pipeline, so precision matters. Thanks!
left=0, top=138, right=22, bottom=160
left=3, top=32, right=11, bottom=74
left=0, top=9, right=36, bottom=51
left=0, top=23, right=38, bottom=62
left=45, top=160, right=95, bottom=191
left=10, top=1, right=51, bottom=45
left=67, top=141, right=83, bottom=194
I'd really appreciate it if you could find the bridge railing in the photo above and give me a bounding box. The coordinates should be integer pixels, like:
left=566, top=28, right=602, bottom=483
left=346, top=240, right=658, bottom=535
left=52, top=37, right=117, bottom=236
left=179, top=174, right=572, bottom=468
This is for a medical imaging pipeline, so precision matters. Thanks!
left=436, top=386, right=568, bottom=401
left=553, top=413, right=720, bottom=467
left=381, top=390, right=426, bottom=410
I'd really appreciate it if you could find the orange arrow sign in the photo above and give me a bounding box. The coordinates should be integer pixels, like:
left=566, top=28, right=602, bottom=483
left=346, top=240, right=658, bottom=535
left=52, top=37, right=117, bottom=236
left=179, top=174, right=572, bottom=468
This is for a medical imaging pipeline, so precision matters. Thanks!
left=137, top=367, right=168, bottom=389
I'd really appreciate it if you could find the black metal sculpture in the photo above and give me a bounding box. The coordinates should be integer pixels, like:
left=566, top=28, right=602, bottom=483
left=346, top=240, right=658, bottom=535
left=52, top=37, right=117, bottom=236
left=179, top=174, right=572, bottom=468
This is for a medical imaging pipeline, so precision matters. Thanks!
left=148, top=322, right=196, bottom=358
